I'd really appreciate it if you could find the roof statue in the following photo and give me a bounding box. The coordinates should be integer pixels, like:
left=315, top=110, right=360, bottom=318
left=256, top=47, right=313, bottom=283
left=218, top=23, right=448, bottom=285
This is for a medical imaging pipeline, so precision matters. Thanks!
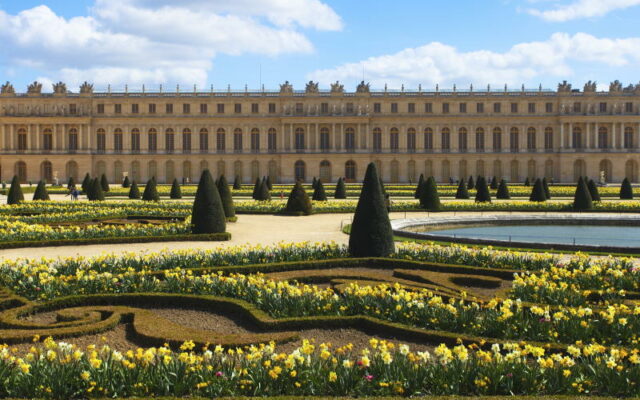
left=557, top=81, right=572, bottom=93
left=80, top=81, right=94, bottom=94
left=27, top=81, right=42, bottom=94
left=624, top=83, right=636, bottom=93
left=279, top=81, right=293, bottom=94
left=583, top=81, right=597, bottom=93
left=609, top=80, right=623, bottom=93
left=1, top=82, right=15, bottom=94
left=330, top=81, right=344, bottom=93
left=52, top=81, right=67, bottom=94
left=305, top=80, right=319, bottom=94
left=356, top=80, right=370, bottom=93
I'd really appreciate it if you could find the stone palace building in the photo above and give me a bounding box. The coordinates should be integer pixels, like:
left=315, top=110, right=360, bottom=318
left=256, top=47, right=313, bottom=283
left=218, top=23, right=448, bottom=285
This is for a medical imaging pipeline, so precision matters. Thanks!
left=0, top=79, right=638, bottom=184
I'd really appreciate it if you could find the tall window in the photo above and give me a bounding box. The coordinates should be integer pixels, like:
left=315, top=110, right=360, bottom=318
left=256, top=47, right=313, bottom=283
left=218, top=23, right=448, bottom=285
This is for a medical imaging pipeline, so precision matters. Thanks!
left=372, top=128, right=382, bottom=153
left=199, top=129, right=208, bottom=153
left=527, top=128, right=536, bottom=151
left=424, top=128, right=433, bottom=151
left=441, top=128, right=450, bottom=152
left=544, top=128, right=554, bottom=151
left=17, top=129, right=27, bottom=152
left=573, top=127, right=583, bottom=149
left=165, top=129, right=175, bottom=153
left=268, top=128, right=277, bottom=153
left=97, top=129, right=106, bottom=153
left=250, top=128, right=260, bottom=153
left=216, top=128, right=226, bottom=153
left=182, top=128, right=191, bottom=153
left=598, top=127, right=608, bottom=149
left=113, top=129, right=123, bottom=153
left=475, top=128, right=485, bottom=152
left=294, top=128, right=305, bottom=152
left=458, top=128, right=468, bottom=152
left=624, top=127, right=634, bottom=149
left=344, top=127, right=355, bottom=152
left=320, top=127, right=330, bottom=152
left=390, top=128, right=399, bottom=152
left=131, top=128, right=140, bottom=153
left=510, top=127, right=519, bottom=152
left=233, top=128, right=243, bottom=153
left=294, top=160, right=306, bottom=181
left=492, top=128, right=502, bottom=152
left=148, top=129, right=157, bottom=153
left=345, top=160, right=357, bottom=181
left=43, top=129, right=52, bottom=151
left=407, top=128, right=416, bottom=153
left=68, top=129, right=78, bottom=152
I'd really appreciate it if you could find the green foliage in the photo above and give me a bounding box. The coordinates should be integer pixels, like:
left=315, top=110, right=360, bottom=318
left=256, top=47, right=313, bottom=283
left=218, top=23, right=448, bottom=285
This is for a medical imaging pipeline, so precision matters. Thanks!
left=312, top=176, right=318, bottom=189
left=285, top=181, right=313, bottom=215
left=379, top=177, right=387, bottom=196
left=142, top=177, right=159, bottom=201
left=524, top=177, right=530, bottom=186
left=587, top=179, right=601, bottom=202
left=490, top=176, right=498, bottom=189
left=251, top=177, right=261, bottom=199
left=32, top=180, right=50, bottom=201
left=216, top=175, right=236, bottom=218
left=128, top=181, right=141, bottom=199
left=255, top=177, right=272, bottom=201
left=496, top=179, right=510, bottom=199
left=419, top=176, right=441, bottom=211
left=414, top=174, right=424, bottom=199
left=573, top=177, right=593, bottom=211
left=529, top=178, right=547, bottom=202
left=620, top=177, right=634, bottom=199
left=349, top=163, right=394, bottom=257
left=191, top=169, right=226, bottom=234
left=170, top=178, right=182, bottom=199
left=7, top=175, right=24, bottom=205
left=265, top=175, right=273, bottom=190
left=122, top=176, right=130, bottom=188
left=467, top=176, right=475, bottom=190
left=334, top=177, right=347, bottom=199
left=543, top=177, right=551, bottom=199
left=312, top=179, right=327, bottom=201
left=67, top=176, right=76, bottom=188
left=92, top=178, right=105, bottom=201
left=233, top=175, right=242, bottom=190
left=81, top=173, right=91, bottom=193
left=474, top=176, right=492, bottom=203
left=455, top=179, right=469, bottom=199
left=100, top=173, right=110, bottom=192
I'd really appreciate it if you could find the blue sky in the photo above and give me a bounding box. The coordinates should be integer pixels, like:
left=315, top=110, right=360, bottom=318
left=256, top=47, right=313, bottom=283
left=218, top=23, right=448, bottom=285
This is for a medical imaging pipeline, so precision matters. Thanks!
left=1, top=0, right=640, bottom=92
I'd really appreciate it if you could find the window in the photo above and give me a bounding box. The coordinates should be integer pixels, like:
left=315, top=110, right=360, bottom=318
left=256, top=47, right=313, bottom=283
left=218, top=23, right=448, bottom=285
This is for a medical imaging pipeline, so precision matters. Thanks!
left=69, top=104, right=77, bottom=115
left=131, top=104, right=139, bottom=114
left=598, top=127, right=609, bottom=149
left=294, top=160, right=306, bottom=182
left=114, top=129, right=123, bottom=153
left=372, top=128, right=382, bottom=153
left=166, top=103, right=173, bottom=114
left=233, top=128, right=243, bottom=152
left=510, top=127, right=519, bottom=152
left=476, top=103, right=484, bottom=113
left=68, top=129, right=78, bottom=152
left=544, top=127, right=553, bottom=150
left=344, top=128, right=355, bottom=152
left=183, top=104, right=191, bottom=114
left=407, top=128, right=416, bottom=152
left=251, top=129, right=260, bottom=153
left=527, top=128, right=536, bottom=150
left=573, top=127, right=583, bottom=149
left=165, top=129, right=175, bottom=153
left=390, top=103, right=398, bottom=113
left=528, top=103, right=536, bottom=113
left=493, top=102, right=501, bottom=113
left=624, top=127, right=634, bottom=148
left=492, top=128, right=502, bottom=151
left=97, top=129, right=106, bottom=153
left=424, top=128, right=433, bottom=151
left=321, top=103, right=329, bottom=114
left=114, top=104, right=122, bottom=114
left=216, top=128, right=226, bottom=153
left=442, top=103, right=450, bottom=114
left=510, top=103, right=518, bottom=113
left=97, top=104, right=105, bottom=114
left=320, top=128, right=330, bottom=152
left=475, top=128, right=485, bottom=152
left=545, top=103, right=553, bottom=113
left=200, top=103, right=207, bottom=114
left=268, top=103, right=276, bottom=114
left=268, top=128, right=277, bottom=152
left=148, top=129, right=157, bottom=153
left=424, top=103, right=433, bottom=113
left=182, top=129, right=191, bottom=153
left=149, top=103, right=156, bottom=114
left=373, top=103, right=381, bottom=113
left=295, top=103, right=303, bottom=114
left=441, top=128, right=450, bottom=151
left=345, top=160, right=357, bottom=181
left=294, top=128, right=305, bottom=152
left=458, top=128, right=467, bottom=152
left=42, top=129, right=52, bottom=151
left=572, top=102, right=581, bottom=113
left=251, top=103, right=259, bottom=114
left=235, top=103, right=242, bottom=114
left=459, top=103, right=467, bottom=113
left=390, top=128, right=399, bottom=152
left=346, top=103, right=354, bottom=114
left=626, top=102, right=634, bottom=113
left=217, top=103, right=225, bottom=114
left=408, top=103, right=415, bottom=113
left=131, top=129, right=140, bottom=153
left=199, top=129, right=208, bottom=153
left=599, top=102, right=607, bottom=113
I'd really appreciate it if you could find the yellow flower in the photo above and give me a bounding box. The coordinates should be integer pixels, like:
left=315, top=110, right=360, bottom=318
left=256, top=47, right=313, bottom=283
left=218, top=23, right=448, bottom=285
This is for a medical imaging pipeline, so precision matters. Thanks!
left=328, top=371, right=337, bottom=382
left=563, top=369, right=571, bottom=378
left=80, top=371, right=91, bottom=381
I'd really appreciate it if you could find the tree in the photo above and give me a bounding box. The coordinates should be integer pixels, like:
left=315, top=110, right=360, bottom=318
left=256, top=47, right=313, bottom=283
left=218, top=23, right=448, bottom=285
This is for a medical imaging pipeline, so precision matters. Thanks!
left=587, top=179, right=601, bottom=202
left=92, top=178, right=105, bottom=201
left=191, top=169, right=226, bottom=234
left=265, top=175, right=273, bottom=190
left=142, top=177, right=159, bottom=201
left=255, top=177, right=271, bottom=201
left=32, top=180, right=50, bottom=201
left=100, top=174, right=110, bottom=192
left=529, top=178, right=547, bottom=202
left=620, top=177, right=634, bottom=200
left=419, top=176, right=441, bottom=211
left=348, top=163, right=395, bottom=257
left=334, top=177, right=347, bottom=199
left=312, top=177, right=318, bottom=189
left=474, top=176, right=492, bottom=203
left=312, top=179, right=327, bottom=201
left=489, top=176, right=499, bottom=190
left=542, top=177, right=551, bottom=199
left=573, top=177, right=593, bottom=211
left=379, top=178, right=387, bottom=196
left=496, top=179, right=510, bottom=199
left=467, top=176, right=475, bottom=190
left=414, top=174, right=425, bottom=199
left=524, top=177, right=530, bottom=187
left=128, top=180, right=141, bottom=199
left=170, top=178, right=182, bottom=199
left=6, top=176, right=24, bottom=205
left=455, top=179, right=469, bottom=199
left=68, top=177, right=76, bottom=188
left=233, top=176, right=242, bottom=190
left=122, top=176, right=130, bottom=188
left=251, top=177, right=261, bottom=200
left=285, top=181, right=313, bottom=215
left=81, top=173, right=91, bottom=193
left=216, top=175, right=236, bottom=218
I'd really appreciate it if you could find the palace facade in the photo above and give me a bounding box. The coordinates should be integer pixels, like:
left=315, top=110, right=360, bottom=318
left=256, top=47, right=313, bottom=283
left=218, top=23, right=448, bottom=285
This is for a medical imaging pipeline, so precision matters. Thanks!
left=0, top=79, right=639, bottom=185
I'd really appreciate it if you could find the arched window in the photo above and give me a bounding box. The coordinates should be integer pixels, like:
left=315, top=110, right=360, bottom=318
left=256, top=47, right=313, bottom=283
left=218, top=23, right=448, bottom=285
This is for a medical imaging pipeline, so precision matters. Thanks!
left=250, top=160, right=259, bottom=181
left=374, top=160, right=383, bottom=180
left=319, top=160, right=331, bottom=183
left=424, top=128, right=433, bottom=151
left=131, top=128, right=140, bottom=153
left=217, top=160, right=226, bottom=178
left=345, top=160, right=357, bottom=182
left=41, top=161, right=52, bottom=183
left=148, top=161, right=157, bottom=180
left=458, top=160, right=467, bottom=180
left=425, top=160, right=433, bottom=178
left=458, top=127, right=468, bottom=152
left=441, top=128, right=450, bottom=152
left=599, top=159, right=612, bottom=182
left=294, top=160, right=306, bottom=182
left=182, top=128, right=191, bottom=154
left=390, top=128, right=399, bottom=152
left=344, top=127, right=355, bottom=152
left=492, top=128, right=502, bottom=151
left=598, top=127, right=608, bottom=149
left=268, top=160, right=278, bottom=183
left=509, top=127, right=519, bottom=152
left=114, top=161, right=123, bottom=183
left=441, top=160, right=450, bottom=182
left=165, top=160, right=175, bottom=183
left=66, top=161, right=78, bottom=182
left=390, top=160, right=400, bottom=182
left=319, top=127, right=330, bottom=152
left=165, top=128, right=175, bottom=153
left=42, top=128, right=53, bottom=152
left=573, top=159, right=586, bottom=182
left=294, top=128, right=305, bottom=152
left=545, top=159, right=554, bottom=180
left=407, top=128, right=416, bottom=153
left=234, top=160, right=243, bottom=182
left=17, top=128, right=27, bottom=152
left=199, top=128, right=209, bottom=153
left=131, top=161, right=140, bottom=182
left=15, top=161, right=27, bottom=183
left=233, top=128, right=243, bottom=153
left=625, top=159, right=638, bottom=182
left=216, top=128, right=226, bottom=153
left=527, top=127, right=536, bottom=150
left=113, top=128, right=123, bottom=153
left=476, top=160, right=485, bottom=177
left=96, top=161, right=107, bottom=178
left=268, top=128, right=277, bottom=153
left=199, top=160, right=209, bottom=180
left=183, top=161, right=192, bottom=183
left=475, top=128, right=485, bottom=152
left=250, top=128, right=260, bottom=153
left=407, top=160, right=416, bottom=182
left=372, top=128, right=382, bottom=152
left=147, top=129, right=157, bottom=153
left=493, top=160, right=502, bottom=179
left=527, top=160, right=536, bottom=180
left=544, top=127, right=554, bottom=151
left=624, top=126, right=634, bottom=149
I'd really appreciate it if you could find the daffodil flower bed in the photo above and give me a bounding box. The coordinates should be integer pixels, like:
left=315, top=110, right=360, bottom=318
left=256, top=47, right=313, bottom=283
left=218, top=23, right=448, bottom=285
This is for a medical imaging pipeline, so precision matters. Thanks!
left=1, top=337, right=639, bottom=398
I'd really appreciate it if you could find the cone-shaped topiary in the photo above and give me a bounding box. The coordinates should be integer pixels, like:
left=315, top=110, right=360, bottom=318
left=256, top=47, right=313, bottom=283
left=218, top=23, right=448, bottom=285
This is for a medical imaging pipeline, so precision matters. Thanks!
left=100, top=174, right=109, bottom=192
left=312, top=179, right=327, bottom=201
left=312, top=177, right=318, bottom=189
left=68, top=177, right=75, bottom=188
left=6, top=176, right=24, bottom=205
left=128, top=180, right=141, bottom=199
left=32, top=180, right=50, bottom=201
left=265, top=175, right=273, bottom=190
left=81, top=173, right=91, bottom=193
left=334, top=177, right=347, bottom=199
left=529, top=178, right=547, bottom=202
left=285, top=181, right=313, bottom=215
left=233, top=176, right=242, bottom=190
left=92, top=178, right=105, bottom=201
left=467, top=176, right=475, bottom=190
left=524, top=177, right=530, bottom=186
left=379, top=177, right=386, bottom=196
left=170, top=178, right=182, bottom=199
left=142, top=177, right=159, bottom=201
left=489, top=176, right=498, bottom=190
left=251, top=177, right=261, bottom=199
left=349, top=163, right=395, bottom=257
left=85, top=178, right=95, bottom=201
left=216, top=175, right=235, bottom=218
left=474, top=176, right=492, bottom=203
left=256, top=177, right=271, bottom=201
left=414, top=174, right=425, bottom=199
left=191, top=169, right=226, bottom=234
left=122, top=176, right=130, bottom=188
left=543, top=177, right=551, bottom=199
left=573, top=177, right=593, bottom=211
left=620, top=177, right=634, bottom=200
left=420, top=176, right=441, bottom=210
left=496, top=179, right=510, bottom=199
left=455, top=179, right=469, bottom=199
left=587, top=179, right=601, bottom=202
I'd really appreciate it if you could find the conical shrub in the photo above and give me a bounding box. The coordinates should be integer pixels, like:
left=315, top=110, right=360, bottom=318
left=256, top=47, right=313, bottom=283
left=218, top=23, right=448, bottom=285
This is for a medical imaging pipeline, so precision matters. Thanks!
left=191, top=169, right=226, bottom=234
left=81, top=173, right=91, bottom=193
left=587, top=179, right=601, bottom=202
left=419, top=176, right=441, bottom=211
left=542, top=177, right=551, bottom=199
left=496, top=179, right=510, bottom=199
left=170, top=178, right=182, bottom=199
left=122, top=176, right=130, bottom=188
left=128, top=181, right=141, bottom=199
left=348, top=163, right=395, bottom=257
left=524, top=177, right=530, bottom=186
left=142, top=177, right=159, bottom=201
left=379, top=177, right=386, bottom=196
left=265, top=175, right=273, bottom=190
left=529, top=178, right=547, bottom=202
left=573, top=177, right=593, bottom=211
left=233, top=176, right=242, bottom=190
left=251, top=177, right=261, bottom=199
left=92, top=178, right=105, bottom=201
left=490, top=176, right=498, bottom=190
left=455, top=179, right=469, bottom=199
left=414, top=174, right=425, bottom=199
left=312, top=177, right=318, bottom=190
left=467, top=176, right=475, bottom=190
left=216, top=175, right=236, bottom=218
left=312, top=179, right=327, bottom=201
left=7, top=176, right=24, bottom=205
left=100, top=174, right=109, bottom=192
left=474, top=176, right=492, bottom=203
left=68, top=177, right=76, bottom=188
left=285, top=181, right=313, bottom=215
left=255, top=177, right=271, bottom=201
left=620, top=177, right=634, bottom=199
left=32, top=180, right=50, bottom=201
left=334, top=177, right=347, bottom=199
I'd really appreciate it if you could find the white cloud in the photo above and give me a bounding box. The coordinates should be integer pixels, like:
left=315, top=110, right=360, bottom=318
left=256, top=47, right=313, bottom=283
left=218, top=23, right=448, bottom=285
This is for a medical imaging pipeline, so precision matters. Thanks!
left=308, top=33, right=640, bottom=88
left=527, top=0, right=640, bottom=21
left=0, top=0, right=341, bottom=90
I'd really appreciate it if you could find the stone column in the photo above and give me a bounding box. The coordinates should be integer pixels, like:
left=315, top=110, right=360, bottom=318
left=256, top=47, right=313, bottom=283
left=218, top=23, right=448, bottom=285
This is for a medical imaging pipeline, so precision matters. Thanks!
left=0, top=125, right=5, bottom=151
left=568, top=123, right=573, bottom=148
left=612, top=123, right=617, bottom=149
left=399, top=125, right=407, bottom=152
left=560, top=123, right=564, bottom=149
left=434, top=125, right=441, bottom=152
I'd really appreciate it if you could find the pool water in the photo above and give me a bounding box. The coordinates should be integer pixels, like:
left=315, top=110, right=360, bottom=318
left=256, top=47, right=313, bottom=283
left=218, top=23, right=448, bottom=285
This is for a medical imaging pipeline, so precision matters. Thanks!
left=426, top=225, right=640, bottom=247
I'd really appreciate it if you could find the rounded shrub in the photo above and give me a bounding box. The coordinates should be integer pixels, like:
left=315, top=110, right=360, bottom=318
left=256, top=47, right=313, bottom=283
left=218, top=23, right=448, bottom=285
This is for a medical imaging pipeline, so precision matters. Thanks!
left=496, top=179, right=510, bottom=200
left=100, top=174, right=110, bottom=192
left=474, top=176, right=492, bottom=203
left=170, top=178, right=182, bottom=199
left=455, top=179, right=469, bottom=199
left=128, top=180, right=141, bottom=199
left=191, top=169, right=226, bottom=234
left=414, top=174, right=425, bottom=199
left=334, top=177, right=347, bottom=199
left=285, top=181, right=312, bottom=215
left=529, top=178, right=547, bottom=202
left=620, top=177, right=634, bottom=199
left=142, top=177, right=159, bottom=201
left=587, top=179, right=601, bottom=202
left=573, top=177, right=593, bottom=211
left=312, top=179, right=327, bottom=201
left=348, top=162, right=395, bottom=257
left=7, top=176, right=24, bottom=205
left=419, top=176, right=441, bottom=211
left=32, top=180, right=50, bottom=201
left=216, top=175, right=236, bottom=218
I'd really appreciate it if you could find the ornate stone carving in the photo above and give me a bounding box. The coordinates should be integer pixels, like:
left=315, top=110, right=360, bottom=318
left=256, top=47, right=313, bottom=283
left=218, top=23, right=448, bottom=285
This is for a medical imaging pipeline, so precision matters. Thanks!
left=27, top=81, right=42, bottom=94
left=624, top=83, right=636, bottom=93
left=1, top=82, right=15, bottom=94
left=53, top=81, right=67, bottom=94
left=609, top=80, right=623, bottom=93
left=80, top=81, right=94, bottom=94
left=330, top=81, right=344, bottom=93
left=557, top=80, right=572, bottom=93
left=583, top=81, right=597, bottom=93
left=305, top=80, right=319, bottom=94
left=279, top=81, right=293, bottom=94
left=356, top=80, right=370, bottom=93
